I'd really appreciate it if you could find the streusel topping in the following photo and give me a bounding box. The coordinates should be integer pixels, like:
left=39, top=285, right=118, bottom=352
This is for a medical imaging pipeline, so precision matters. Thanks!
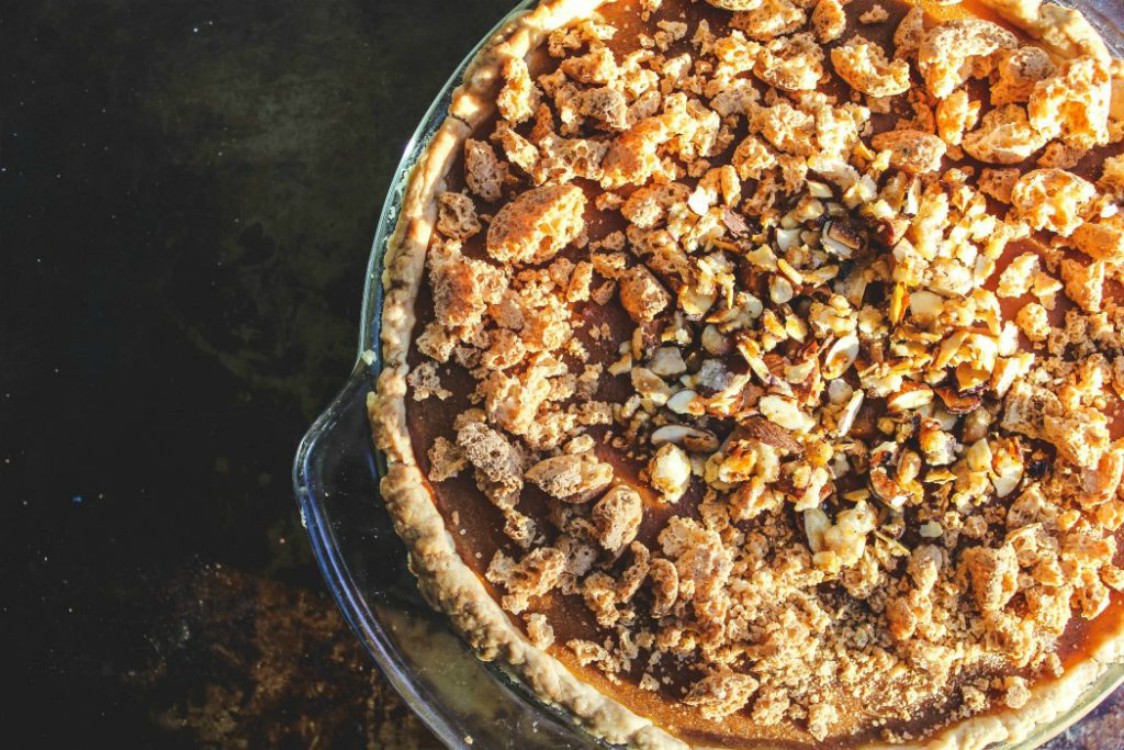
left=401, top=0, right=1124, bottom=743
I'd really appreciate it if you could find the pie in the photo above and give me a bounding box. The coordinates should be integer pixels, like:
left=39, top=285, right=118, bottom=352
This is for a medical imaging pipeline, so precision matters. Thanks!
left=368, top=0, right=1124, bottom=746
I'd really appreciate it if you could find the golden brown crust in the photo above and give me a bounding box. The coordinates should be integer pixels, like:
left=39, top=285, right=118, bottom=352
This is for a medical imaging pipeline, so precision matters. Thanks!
left=368, top=0, right=1124, bottom=747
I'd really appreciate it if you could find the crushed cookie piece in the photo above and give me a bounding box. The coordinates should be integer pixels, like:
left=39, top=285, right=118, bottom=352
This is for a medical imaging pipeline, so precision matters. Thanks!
left=525, top=612, right=555, bottom=649
left=893, top=5, right=926, bottom=60
left=1060, top=258, right=1104, bottom=313
left=871, top=129, right=947, bottom=173
left=457, top=421, right=525, bottom=506
left=754, top=100, right=817, bottom=155
left=755, top=32, right=825, bottom=92
left=831, top=36, right=911, bottom=97
left=1028, top=55, right=1112, bottom=149
left=998, top=253, right=1040, bottom=298
left=1016, top=302, right=1051, bottom=343
left=486, top=547, right=565, bottom=614
left=464, top=138, right=507, bottom=202
left=436, top=191, right=482, bottom=240
left=962, top=104, right=1048, bottom=164
left=619, top=265, right=671, bottom=323
left=993, top=47, right=1056, bottom=106
left=498, top=57, right=540, bottom=124
left=684, top=671, right=759, bottom=721
left=807, top=703, right=840, bottom=742
left=962, top=544, right=1019, bottom=612
left=1070, top=218, right=1124, bottom=263
left=486, top=184, right=586, bottom=265
left=428, top=239, right=507, bottom=330
left=859, top=5, right=889, bottom=25
left=1010, top=168, right=1095, bottom=236
left=918, top=19, right=1018, bottom=99
left=592, top=484, right=644, bottom=553
left=1037, top=142, right=1087, bottom=170
left=936, top=90, right=981, bottom=147
left=978, top=167, right=1020, bottom=203
left=729, top=0, right=806, bottom=41
left=407, top=361, right=451, bottom=401
left=526, top=451, right=614, bottom=503
left=811, top=0, right=846, bottom=44
left=427, top=437, right=467, bottom=482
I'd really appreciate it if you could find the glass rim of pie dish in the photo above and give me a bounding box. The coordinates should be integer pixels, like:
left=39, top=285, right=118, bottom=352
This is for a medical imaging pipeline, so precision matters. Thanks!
left=295, top=1, right=1124, bottom=747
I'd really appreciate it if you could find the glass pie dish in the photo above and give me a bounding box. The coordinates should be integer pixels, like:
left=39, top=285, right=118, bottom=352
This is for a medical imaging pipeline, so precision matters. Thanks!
left=294, top=1, right=1124, bottom=747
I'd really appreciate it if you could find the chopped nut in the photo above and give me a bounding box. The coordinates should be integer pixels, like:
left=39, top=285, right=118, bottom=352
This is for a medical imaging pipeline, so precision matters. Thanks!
left=887, top=381, right=934, bottom=412
left=651, top=424, right=720, bottom=453
left=759, top=394, right=816, bottom=433
left=649, top=443, right=691, bottom=503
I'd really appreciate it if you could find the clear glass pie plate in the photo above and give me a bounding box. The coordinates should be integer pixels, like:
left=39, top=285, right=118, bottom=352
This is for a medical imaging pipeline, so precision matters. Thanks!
left=294, top=1, right=1124, bottom=747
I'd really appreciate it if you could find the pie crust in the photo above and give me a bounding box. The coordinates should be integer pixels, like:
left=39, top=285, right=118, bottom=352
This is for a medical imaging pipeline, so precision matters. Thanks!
left=368, top=1, right=1124, bottom=746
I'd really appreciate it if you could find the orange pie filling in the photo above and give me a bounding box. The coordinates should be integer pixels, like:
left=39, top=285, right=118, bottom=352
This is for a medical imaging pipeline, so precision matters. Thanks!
left=385, top=0, right=1124, bottom=745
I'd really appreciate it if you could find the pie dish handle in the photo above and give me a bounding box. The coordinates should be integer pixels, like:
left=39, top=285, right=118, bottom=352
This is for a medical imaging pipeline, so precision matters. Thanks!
left=292, top=362, right=465, bottom=741
left=294, top=362, right=611, bottom=750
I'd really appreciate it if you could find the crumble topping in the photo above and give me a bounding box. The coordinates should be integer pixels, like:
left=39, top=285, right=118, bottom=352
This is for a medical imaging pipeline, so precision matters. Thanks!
left=832, top=35, right=912, bottom=97
left=401, top=0, right=1124, bottom=742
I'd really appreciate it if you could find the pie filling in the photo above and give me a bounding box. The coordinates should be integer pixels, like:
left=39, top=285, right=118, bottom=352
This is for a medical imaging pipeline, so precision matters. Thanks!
left=387, top=0, right=1124, bottom=745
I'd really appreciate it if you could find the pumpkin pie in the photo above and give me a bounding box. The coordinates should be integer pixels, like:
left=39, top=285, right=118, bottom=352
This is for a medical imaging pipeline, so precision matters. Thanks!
left=369, top=0, right=1124, bottom=745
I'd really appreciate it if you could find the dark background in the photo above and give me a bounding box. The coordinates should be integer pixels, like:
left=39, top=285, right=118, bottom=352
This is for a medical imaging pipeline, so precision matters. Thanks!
left=1, top=1, right=1120, bottom=747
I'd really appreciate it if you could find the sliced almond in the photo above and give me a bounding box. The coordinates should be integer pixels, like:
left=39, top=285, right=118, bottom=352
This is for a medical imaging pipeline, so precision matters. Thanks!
left=759, top=394, right=817, bottom=433
left=667, top=389, right=700, bottom=415
left=887, top=381, right=934, bottom=413
left=935, top=384, right=982, bottom=414
left=652, top=424, right=720, bottom=453
left=823, top=335, right=860, bottom=379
